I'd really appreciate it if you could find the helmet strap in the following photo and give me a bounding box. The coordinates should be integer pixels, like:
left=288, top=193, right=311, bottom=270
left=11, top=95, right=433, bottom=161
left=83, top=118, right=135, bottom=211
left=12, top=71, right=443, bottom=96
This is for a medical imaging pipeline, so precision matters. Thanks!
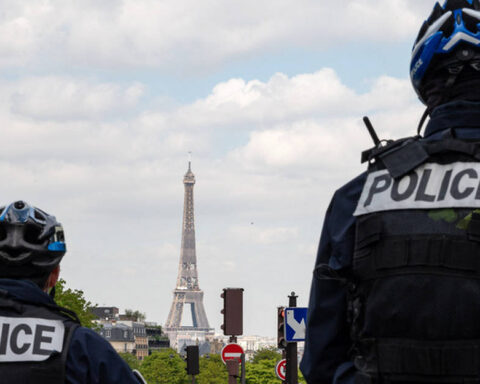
left=417, top=107, right=431, bottom=136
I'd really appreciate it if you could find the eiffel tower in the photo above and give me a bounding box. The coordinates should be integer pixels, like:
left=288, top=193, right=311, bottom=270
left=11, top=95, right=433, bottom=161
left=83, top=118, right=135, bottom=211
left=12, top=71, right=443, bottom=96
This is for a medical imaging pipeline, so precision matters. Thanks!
left=164, top=162, right=213, bottom=350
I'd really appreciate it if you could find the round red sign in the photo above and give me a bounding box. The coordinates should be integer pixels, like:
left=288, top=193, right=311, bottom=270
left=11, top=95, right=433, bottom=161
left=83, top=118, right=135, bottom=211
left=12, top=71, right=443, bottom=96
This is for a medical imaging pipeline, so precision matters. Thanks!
left=276, top=359, right=286, bottom=380
left=221, top=343, right=244, bottom=364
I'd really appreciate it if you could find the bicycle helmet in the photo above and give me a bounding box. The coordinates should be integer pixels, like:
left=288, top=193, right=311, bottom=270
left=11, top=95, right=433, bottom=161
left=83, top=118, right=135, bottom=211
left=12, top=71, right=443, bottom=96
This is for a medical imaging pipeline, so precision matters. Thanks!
left=411, top=0, right=480, bottom=104
left=0, top=201, right=66, bottom=286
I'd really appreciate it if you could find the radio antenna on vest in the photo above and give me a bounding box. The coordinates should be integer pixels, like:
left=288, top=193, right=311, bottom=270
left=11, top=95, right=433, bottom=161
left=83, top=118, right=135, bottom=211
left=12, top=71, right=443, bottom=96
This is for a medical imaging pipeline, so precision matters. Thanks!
left=363, top=116, right=380, bottom=146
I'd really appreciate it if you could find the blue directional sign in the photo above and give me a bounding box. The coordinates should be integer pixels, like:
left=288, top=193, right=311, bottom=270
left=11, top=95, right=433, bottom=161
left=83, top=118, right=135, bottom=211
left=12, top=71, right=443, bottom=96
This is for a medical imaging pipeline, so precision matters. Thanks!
left=285, top=307, right=308, bottom=342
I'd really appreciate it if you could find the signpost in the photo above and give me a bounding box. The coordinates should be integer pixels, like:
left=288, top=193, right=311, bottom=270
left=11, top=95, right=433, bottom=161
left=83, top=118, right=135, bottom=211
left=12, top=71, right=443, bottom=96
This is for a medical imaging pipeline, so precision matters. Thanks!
left=286, top=292, right=298, bottom=384
left=285, top=307, right=308, bottom=342
left=276, top=359, right=287, bottom=381
left=221, top=343, right=244, bottom=364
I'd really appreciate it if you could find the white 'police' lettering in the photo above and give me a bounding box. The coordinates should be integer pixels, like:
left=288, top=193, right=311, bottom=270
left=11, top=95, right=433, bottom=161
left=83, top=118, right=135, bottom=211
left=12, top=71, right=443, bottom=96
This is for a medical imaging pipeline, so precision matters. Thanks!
left=0, top=316, right=64, bottom=362
left=354, top=162, right=480, bottom=216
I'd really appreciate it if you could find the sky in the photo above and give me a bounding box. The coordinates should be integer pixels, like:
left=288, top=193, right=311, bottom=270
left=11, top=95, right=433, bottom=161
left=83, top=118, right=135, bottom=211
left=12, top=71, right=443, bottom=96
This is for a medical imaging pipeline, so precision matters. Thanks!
left=0, top=0, right=437, bottom=337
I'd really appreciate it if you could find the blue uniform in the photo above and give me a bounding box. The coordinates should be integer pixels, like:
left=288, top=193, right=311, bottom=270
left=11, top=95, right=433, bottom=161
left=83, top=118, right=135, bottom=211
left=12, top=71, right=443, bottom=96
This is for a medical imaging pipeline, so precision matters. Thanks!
left=0, top=278, right=143, bottom=384
left=300, top=100, right=480, bottom=384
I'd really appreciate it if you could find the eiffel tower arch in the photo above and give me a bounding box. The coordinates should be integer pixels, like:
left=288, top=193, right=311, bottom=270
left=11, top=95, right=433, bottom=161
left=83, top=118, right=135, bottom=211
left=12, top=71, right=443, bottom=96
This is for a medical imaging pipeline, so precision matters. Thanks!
left=164, top=163, right=214, bottom=350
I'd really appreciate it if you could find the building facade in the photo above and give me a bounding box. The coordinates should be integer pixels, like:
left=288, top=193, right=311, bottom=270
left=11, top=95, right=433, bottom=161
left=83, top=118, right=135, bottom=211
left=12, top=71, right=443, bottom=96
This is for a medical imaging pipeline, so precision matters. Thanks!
left=93, top=311, right=170, bottom=359
left=98, top=323, right=135, bottom=354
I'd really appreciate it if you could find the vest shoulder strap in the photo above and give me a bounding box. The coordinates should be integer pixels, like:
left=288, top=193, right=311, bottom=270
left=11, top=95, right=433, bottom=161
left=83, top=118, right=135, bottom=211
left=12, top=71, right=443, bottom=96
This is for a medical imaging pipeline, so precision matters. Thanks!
left=363, top=136, right=480, bottom=179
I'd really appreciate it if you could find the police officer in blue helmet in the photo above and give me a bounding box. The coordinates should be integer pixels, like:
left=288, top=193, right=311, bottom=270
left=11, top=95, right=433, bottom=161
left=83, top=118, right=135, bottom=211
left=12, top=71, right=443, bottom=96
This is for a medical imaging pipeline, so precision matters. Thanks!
left=301, top=1, right=480, bottom=383
left=0, top=201, right=147, bottom=383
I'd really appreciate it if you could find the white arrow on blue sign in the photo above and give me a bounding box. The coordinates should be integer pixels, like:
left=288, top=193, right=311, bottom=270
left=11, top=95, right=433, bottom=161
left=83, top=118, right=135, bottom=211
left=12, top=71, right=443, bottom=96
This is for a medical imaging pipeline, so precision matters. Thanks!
left=285, top=307, right=308, bottom=342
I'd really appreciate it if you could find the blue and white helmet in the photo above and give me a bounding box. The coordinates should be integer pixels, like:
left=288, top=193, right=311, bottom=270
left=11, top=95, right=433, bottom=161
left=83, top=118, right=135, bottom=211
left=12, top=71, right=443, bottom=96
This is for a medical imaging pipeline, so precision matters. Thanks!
left=411, top=0, right=480, bottom=104
left=0, top=201, right=66, bottom=282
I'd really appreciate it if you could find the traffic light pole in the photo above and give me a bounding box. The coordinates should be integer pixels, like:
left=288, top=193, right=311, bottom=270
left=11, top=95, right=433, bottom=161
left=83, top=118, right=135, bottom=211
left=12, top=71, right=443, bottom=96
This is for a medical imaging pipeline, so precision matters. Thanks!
left=226, top=336, right=240, bottom=384
left=286, top=292, right=298, bottom=384
left=226, top=359, right=239, bottom=384
left=241, top=353, right=246, bottom=384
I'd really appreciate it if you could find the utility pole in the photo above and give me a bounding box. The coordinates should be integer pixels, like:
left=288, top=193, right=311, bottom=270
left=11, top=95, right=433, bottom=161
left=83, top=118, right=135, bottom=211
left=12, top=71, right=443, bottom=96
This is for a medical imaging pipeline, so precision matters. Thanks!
left=286, top=292, right=298, bottom=384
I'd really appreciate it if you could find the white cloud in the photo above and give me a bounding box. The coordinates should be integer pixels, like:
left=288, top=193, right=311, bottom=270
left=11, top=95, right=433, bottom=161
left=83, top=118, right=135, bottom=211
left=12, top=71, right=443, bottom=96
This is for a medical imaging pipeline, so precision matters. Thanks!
left=0, top=0, right=433, bottom=70
left=10, top=77, right=144, bottom=120
left=173, top=70, right=420, bottom=133
left=0, top=69, right=422, bottom=216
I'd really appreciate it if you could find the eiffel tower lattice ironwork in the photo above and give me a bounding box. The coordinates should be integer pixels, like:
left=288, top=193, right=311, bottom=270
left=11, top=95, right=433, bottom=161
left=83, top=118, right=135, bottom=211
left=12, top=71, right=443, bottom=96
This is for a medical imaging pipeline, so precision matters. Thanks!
left=165, top=162, right=212, bottom=335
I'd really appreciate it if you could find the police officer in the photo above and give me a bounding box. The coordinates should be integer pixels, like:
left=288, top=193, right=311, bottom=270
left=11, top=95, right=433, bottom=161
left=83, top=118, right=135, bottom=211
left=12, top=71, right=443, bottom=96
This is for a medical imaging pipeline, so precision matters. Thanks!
left=301, top=0, right=480, bottom=383
left=0, top=201, right=147, bottom=383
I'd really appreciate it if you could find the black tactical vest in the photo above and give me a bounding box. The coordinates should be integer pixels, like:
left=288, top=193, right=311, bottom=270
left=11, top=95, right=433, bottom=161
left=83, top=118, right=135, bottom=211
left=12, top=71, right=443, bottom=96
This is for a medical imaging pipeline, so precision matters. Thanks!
left=351, top=137, right=480, bottom=383
left=0, top=289, right=79, bottom=384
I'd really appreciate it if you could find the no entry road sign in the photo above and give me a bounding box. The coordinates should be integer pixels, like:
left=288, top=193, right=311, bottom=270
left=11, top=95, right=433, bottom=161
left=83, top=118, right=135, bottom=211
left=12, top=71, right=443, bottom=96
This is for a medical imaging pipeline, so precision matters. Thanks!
left=276, top=359, right=286, bottom=380
left=221, top=343, right=244, bottom=364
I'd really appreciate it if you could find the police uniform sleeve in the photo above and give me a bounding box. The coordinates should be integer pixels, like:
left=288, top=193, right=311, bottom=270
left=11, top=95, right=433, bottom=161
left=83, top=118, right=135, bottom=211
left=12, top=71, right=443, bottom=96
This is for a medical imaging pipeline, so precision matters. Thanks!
left=300, top=173, right=366, bottom=384
left=66, top=326, right=144, bottom=384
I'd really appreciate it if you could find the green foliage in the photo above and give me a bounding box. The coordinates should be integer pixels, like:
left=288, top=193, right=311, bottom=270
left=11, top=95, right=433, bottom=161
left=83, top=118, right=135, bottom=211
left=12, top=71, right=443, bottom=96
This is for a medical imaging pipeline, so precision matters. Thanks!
left=196, top=354, right=228, bottom=384
left=149, top=324, right=163, bottom=333
left=124, top=308, right=147, bottom=321
left=245, top=347, right=306, bottom=384
left=119, top=346, right=307, bottom=384
left=139, top=349, right=188, bottom=384
left=54, top=278, right=97, bottom=329
left=119, top=352, right=141, bottom=371
left=299, top=370, right=307, bottom=383
left=251, top=347, right=282, bottom=364
left=246, top=359, right=280, bottom=384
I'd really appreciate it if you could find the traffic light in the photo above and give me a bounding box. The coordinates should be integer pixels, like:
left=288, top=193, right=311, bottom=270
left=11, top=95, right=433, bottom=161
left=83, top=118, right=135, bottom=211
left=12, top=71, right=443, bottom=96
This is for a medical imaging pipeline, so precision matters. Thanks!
left=221, top=288, right=244, bottom=336
left=185, top=345, right=199, bottom=375
left=277, top=306, right=286, bottom=349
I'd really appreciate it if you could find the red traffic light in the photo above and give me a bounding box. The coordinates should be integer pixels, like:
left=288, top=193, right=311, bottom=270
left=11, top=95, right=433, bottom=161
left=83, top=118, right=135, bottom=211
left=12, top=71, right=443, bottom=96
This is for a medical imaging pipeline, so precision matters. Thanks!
left=277, top=306, right=286, bottom=349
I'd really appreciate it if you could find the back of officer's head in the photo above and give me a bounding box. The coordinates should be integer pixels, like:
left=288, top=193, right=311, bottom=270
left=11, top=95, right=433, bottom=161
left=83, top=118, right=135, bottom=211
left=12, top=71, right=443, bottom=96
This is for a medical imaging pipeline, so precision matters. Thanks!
left=411, top=0, right=480, bottom=109
left=0, top=201, right=66, bottom=288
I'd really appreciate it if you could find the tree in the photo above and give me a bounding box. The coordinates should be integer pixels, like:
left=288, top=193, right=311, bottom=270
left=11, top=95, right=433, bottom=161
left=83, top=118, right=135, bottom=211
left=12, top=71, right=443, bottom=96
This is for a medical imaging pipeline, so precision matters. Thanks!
left=246, top=358, right=279, bottom=384
left=196, top=354, right=228, bottom=384
left=54, top=278, right=97, bottom=329
left=119, top=352, right=141, bottom=371
left=246, top=347, right=307, bottom=384
left=251, top=347, right=282, bottom=364
left=124, top=308, right=147, bottom=321
left=139, top=349, right=188, bottom=384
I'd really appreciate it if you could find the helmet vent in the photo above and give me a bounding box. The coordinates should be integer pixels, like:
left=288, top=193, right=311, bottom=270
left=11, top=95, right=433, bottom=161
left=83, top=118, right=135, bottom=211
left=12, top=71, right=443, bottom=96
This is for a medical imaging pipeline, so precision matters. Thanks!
left=428, top=3, right=447, bottom=25
left=442, top=14, right=456, bottom=38
left=463, top=11, right=480, bottom=32
left=0, top=225, right=7, bottom=242
left=24, top=225, right=43, bottom=245
left=33, top=210, right=45, bottom=221
left=444, top=0, right=476, bottom=11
